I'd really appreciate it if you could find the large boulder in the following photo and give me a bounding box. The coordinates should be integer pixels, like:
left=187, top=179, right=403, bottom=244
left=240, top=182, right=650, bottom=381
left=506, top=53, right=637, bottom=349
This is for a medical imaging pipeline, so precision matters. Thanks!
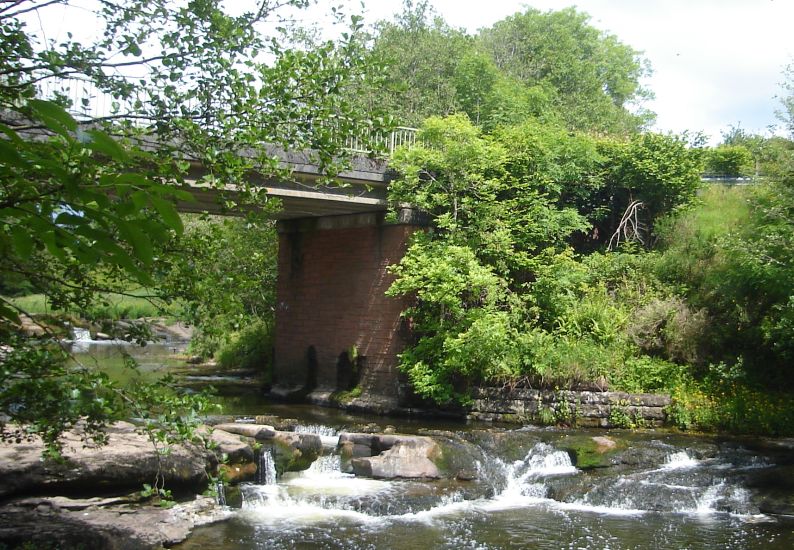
left=350, top=436, right=442, bottom=480
left=0, top=495, right=225, bottom=549
left=0, top=422, right=212, bottom=498
left=204, top=427, right=256, bottom=465
left=212, top=423, right=276, bottom=441
left=268, top=432, right=323, bottom=474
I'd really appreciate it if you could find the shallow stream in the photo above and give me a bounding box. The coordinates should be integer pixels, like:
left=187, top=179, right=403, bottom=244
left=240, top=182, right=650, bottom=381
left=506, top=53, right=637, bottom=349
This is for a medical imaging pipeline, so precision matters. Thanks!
left=74, top=334, right=794, bottom=549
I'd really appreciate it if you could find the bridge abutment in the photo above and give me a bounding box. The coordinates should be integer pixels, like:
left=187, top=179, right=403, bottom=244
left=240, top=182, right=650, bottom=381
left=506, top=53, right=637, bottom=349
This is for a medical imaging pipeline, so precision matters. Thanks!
left=272, top=211, right=423, bottom=402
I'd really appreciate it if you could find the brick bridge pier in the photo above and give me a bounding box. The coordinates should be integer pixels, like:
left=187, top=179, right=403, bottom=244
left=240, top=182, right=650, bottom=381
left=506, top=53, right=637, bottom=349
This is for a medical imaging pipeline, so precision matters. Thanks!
left=271, top=210, right=424, bottom=404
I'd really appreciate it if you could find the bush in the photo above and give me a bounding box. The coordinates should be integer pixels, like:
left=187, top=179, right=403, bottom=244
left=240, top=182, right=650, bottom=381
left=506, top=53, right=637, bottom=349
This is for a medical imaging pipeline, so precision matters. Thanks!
left=216, top=320, right=273, bottom=379
left=627, top=296, right=708, bottom=365
left=609, top=355, right=687, bottom=394
left=667, top=372, right=794, bottom=436
left=516, top=330, right=627, bottom=390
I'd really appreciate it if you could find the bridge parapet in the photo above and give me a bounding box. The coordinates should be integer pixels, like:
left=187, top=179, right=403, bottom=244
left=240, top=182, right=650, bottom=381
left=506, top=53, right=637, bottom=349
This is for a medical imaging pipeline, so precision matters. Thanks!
left=36, top=75, right=418, bottom=157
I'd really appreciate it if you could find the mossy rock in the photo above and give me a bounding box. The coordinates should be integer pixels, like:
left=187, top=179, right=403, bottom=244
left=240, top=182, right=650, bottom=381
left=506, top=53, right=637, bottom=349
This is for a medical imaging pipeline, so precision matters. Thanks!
left=556, top=435, right=627, bottom=469
left=431, top=434, right=488, bottom=480
left=463, top=429, right=542, bottom=463
left=264, top=432, right=322, bottom=475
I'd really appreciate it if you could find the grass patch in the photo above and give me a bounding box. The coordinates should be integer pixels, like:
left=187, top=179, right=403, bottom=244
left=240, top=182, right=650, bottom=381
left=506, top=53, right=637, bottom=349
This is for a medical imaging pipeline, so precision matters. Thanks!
left=667, top=377, right=794, bottom=437
left=5, top=289, right=176, bottom=320
left=216, top=319, right=273, bottom=379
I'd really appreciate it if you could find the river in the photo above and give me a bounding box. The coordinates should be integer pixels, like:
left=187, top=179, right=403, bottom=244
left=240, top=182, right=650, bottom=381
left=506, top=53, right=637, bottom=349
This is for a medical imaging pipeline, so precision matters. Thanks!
left=73, top=335, right=794, bottom=549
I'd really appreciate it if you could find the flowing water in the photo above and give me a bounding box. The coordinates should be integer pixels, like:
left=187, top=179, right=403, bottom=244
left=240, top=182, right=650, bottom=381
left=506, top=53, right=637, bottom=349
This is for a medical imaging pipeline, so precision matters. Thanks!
left=71, top=334, right=794, bottom=548
left=177, top=427, right=794, bottom=550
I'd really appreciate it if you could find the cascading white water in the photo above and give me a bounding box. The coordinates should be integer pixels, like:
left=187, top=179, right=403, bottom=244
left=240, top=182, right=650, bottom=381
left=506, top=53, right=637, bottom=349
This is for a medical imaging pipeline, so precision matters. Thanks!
left=662, top=451, right=699, bottom=470
left=257, top=448, right=277, bottom=486
left=216, top=479, right=227, bottom=506
left=294, top=424, right=340, bottom=450
left=68, top=327, right=94, bottom=352
left=294, top=424, right=337, bottom=437
left=185, top=431, right=790, bottom=549
left=234, top=433, right=765, bottom=538
left=488, top=442, right=577, bottom=506
left=72, top=327, right=92, bottom=342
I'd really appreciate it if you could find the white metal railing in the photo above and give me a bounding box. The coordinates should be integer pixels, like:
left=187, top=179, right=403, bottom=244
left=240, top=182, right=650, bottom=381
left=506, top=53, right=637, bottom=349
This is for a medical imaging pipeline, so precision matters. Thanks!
left=35, top=75, right=418, bottom=156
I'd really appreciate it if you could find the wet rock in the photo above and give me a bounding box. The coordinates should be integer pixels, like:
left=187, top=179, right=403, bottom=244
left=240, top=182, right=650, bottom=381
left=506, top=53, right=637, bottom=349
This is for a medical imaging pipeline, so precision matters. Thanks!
left=465, top=429, right=543, bottom=463
left=339, top=433, right=377, bottom=448
left=351, top=436, right=442, bottom=479
left=266, top=432, right=322, bottom=474
left=219, top=462, right=257, bottom=484
left=254, top=415, right=301, bottom=431
left=0, top=495, right=225, bottom=549
left=456, top=470, right=477, bottom=481
left=556, top=435, right=628, bottom=469
left=0, top=422, right=212, bottom=498
left=431, top=433, right=488, bottom=481
left=212, top=423, right=276, bottom=441
left=592, top=436, right=617, bottom=452
left=613, top=444, right=673, bottom=467
left=202, top=428, right=255, bottom=465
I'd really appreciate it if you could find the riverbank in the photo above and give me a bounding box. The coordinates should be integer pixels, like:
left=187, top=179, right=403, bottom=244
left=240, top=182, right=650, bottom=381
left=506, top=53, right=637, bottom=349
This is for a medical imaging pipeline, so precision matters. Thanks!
left=303, top=386, right=671, bottom=429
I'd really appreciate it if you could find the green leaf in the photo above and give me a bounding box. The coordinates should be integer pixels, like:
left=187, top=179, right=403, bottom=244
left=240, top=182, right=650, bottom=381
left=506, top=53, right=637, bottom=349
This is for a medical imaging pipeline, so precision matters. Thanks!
left=117, top=220, right=154, bottom=265
left=0, top=139, right=24, bottom=166
left=0, top=301, right=21, bottom=325
left=160, top=187, right=196, bottom=202
left=10, top=225, right=35, bottom=260
left=86, top=130, right=129, bottom=162
left=29, top=99, right=77, bottom=134
left=150, top=196, right=183, bottom=233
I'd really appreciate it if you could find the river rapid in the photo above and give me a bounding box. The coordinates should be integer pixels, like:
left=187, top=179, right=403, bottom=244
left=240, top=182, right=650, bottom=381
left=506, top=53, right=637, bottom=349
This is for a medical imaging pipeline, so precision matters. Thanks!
left=73, top=334, right=794, bottom=549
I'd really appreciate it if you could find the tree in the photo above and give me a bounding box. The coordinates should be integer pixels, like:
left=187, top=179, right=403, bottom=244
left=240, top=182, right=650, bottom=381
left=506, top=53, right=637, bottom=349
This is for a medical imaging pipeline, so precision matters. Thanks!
left=0, top=0, right=384, bottom=452
left=705, top=144, right=754, bottom=177
left=478, top=7, right=653, bottom=134
left=363, top=0, right=473, bottom=126
left=778, top=62, right=794, bottom=138
left=386, top=115, right=590, bottom=402
left=160, top=213, right=277, bottom=364
left=596, top=133, right=704, bottom=245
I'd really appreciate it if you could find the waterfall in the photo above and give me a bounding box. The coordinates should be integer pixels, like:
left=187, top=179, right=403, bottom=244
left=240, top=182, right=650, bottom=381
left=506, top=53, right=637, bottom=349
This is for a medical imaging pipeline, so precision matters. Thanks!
left=294, top=424, right=337, bottom=437
left=294, top=424, right=340, bottom=450
left=184, top=427, right=792, bottom=550
left=216, top=479, right=227, bottom=506
left=491, top=442, right=577, bottom=504
left=72, top=327, right=92, bottom=342
left=257, top=448, right=277, bottom=486
left=662, top=451, right=699, bottom=470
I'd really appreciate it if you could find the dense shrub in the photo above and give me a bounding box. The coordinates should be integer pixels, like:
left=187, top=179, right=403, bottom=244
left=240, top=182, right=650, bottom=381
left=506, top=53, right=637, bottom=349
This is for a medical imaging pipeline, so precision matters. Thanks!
left=217, top=320, right=273, bottom=380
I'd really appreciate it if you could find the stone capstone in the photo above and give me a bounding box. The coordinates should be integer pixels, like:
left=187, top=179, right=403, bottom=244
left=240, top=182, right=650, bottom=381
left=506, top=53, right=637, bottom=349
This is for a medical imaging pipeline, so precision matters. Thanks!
left=345, top=434, right=442, bottom=479
left=212, top=423, right=276, bottom=440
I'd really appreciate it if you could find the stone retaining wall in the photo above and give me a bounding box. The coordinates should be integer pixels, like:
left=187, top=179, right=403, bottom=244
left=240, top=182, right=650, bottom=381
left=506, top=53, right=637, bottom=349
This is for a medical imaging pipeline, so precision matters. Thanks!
left=467, top=387, right=672, bottom=428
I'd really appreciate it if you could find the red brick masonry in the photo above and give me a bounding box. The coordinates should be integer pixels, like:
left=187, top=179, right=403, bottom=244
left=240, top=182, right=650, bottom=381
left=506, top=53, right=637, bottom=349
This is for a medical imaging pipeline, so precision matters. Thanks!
left=274, top=214, right=419, bottom=397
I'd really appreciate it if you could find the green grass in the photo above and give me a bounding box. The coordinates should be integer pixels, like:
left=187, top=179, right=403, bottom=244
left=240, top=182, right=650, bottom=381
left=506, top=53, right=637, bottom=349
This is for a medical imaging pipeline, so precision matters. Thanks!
left=5, top=289, right=177, bottom=320
left=691, top=184, right=751, bottom=238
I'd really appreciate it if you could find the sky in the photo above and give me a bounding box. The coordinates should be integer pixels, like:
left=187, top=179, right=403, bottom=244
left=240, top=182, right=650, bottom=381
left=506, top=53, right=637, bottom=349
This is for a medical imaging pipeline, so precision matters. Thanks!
left=26, top=0, right=794, bottom=144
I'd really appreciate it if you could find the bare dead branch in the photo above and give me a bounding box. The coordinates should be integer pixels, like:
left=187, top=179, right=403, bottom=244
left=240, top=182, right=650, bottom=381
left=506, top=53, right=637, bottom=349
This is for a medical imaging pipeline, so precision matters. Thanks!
left=608, top=200, right=645, bottom=251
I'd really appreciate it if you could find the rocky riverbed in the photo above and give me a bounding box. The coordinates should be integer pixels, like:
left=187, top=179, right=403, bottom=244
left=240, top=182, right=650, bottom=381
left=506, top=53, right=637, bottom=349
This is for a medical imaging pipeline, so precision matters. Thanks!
left=2, top=416, right=794, bottom=548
